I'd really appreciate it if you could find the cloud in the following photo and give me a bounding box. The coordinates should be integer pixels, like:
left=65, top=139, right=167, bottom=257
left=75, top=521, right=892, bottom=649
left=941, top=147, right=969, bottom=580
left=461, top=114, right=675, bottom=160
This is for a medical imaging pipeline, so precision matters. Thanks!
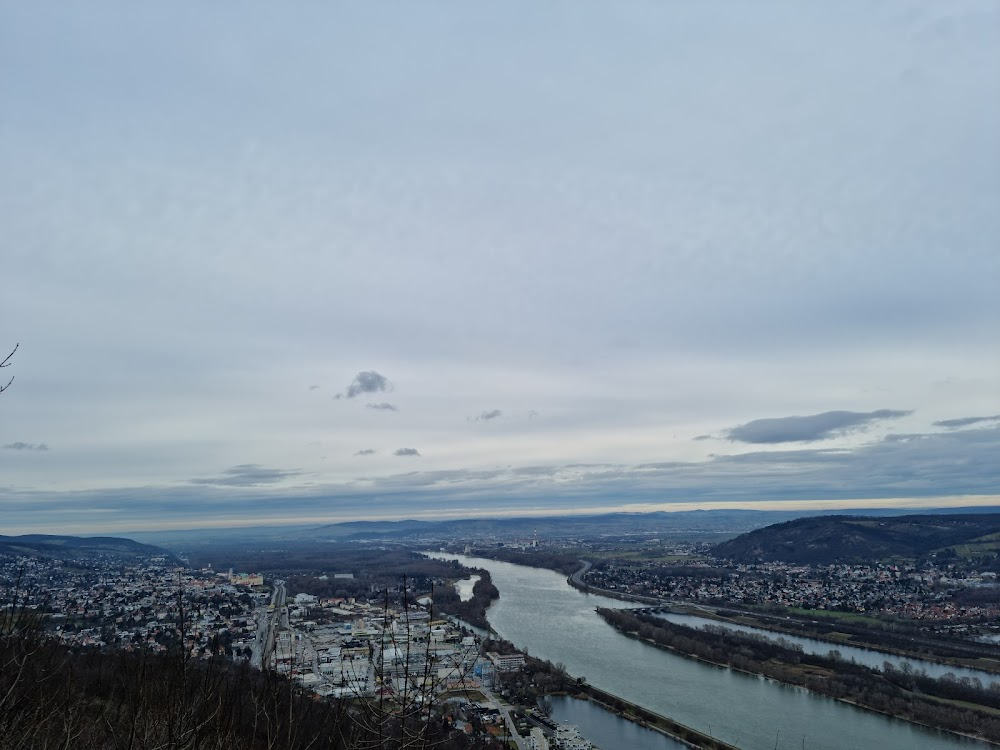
left=933, top=415, right=1000, bottom=429
left=366, top=402, right=398, bottom=411
left=354, top=449, right=376, bottom=456
left=353, top=425, right=1000, bottom=503
left=308, top=385, right=320, bottom=391
left=693, top=434, right=712, bottom=441
left=394, top=448, right=420, bottom=457
left=2, top=426, right=998, bottom=535
left=190, top=464, right=301, bottom=487
left=725, top=409, right=912, bottom=444
left=470, top=409, right=502, bottom=422
left=2, top=442, right=48, bottom=451
left=342, top=371, right=390, bottom=399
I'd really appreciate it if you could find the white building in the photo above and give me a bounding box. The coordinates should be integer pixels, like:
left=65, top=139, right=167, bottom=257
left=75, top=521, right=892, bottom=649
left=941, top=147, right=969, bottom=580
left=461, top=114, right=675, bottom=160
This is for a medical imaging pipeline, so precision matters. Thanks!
left=526, top=727, right=549, bottom=750
left=554, top=724, right=592, bottom=750
left=487, top=651, right=525, bottom=672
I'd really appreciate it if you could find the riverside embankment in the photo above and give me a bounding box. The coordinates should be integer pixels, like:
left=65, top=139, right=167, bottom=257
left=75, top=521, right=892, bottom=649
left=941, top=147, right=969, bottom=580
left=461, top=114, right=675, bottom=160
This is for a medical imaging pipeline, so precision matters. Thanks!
left=570, top=683, right=740, bottom=749
left=429, top=552, right=991, bottom=750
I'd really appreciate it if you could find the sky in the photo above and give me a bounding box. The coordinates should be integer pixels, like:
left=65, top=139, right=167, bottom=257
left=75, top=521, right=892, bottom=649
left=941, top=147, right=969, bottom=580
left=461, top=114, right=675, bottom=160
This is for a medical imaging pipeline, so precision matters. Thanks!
left=1, top=1, right=998, bottom=535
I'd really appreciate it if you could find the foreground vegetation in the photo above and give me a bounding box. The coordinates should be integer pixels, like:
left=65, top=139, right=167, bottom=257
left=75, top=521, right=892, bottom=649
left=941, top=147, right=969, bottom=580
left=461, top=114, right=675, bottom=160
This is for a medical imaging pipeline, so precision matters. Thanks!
left=598, top=608, right=1000, bottom=745
left=0, top=600, right=502, bottom=750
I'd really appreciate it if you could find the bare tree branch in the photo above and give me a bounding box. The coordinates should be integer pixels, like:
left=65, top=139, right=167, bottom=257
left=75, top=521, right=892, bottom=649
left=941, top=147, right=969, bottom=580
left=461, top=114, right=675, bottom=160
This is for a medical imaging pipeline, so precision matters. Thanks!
left=0, top=343, right=17, bottom=395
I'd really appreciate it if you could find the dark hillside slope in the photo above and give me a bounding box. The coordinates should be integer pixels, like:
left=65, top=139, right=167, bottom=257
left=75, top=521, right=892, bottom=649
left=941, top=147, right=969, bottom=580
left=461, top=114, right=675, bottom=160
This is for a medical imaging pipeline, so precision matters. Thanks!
left=712, top=513, right=1000, bottom=564
left=0, top=534, right=175, bottom=561
left=0, top=618, right=484, bottom=750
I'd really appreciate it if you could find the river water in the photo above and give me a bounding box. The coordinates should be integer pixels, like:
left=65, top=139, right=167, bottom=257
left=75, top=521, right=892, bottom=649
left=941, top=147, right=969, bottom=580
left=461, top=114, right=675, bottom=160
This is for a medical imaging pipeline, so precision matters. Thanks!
left=429, top=553, right=988, bottom=750
left=548, top=696, right=687, bottom=750
left=455, top=574, right=480, bottom=602
left=656, top=612, right=1000, bottom=687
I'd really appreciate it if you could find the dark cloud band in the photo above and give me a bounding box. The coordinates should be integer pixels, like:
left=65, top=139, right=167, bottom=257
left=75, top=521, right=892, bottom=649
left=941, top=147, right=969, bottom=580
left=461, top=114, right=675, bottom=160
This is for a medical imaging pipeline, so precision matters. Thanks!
left=190, top=464, right=301, bottom=487
left=471, top=409, right=502, bottom=422
left=2, top=442, right=48, bottom=451
left=933, top=415, right=1000, bottom=429
left=726, top=409, right=911, bottom=444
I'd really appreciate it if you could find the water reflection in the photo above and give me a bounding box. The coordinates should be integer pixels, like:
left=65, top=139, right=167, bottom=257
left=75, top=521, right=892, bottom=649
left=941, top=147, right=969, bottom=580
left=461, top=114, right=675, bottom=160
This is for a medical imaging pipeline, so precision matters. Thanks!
left=548, top=696, right=687, bottom=750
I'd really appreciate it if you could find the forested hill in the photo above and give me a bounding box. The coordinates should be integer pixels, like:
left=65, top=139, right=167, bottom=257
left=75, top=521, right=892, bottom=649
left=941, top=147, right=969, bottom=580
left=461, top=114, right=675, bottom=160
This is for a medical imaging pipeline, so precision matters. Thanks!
left=711, top=513, right=1000, bottom=564
left=0, top=534, right=175, bottom=561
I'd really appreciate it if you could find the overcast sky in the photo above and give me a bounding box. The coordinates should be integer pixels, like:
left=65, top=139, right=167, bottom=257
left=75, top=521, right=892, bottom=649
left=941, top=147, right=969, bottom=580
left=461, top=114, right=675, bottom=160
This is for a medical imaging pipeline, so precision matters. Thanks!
left=2, top=1, right=998, bottom=534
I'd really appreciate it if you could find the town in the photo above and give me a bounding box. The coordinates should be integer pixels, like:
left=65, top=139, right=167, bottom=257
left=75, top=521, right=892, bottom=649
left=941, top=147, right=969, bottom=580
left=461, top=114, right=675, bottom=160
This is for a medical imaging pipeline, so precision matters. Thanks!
left=0, top=549, right=592, bottom=750
left=581, top=556, right=1000, bottom=625
left=4, top=514, right=1000, bottom=750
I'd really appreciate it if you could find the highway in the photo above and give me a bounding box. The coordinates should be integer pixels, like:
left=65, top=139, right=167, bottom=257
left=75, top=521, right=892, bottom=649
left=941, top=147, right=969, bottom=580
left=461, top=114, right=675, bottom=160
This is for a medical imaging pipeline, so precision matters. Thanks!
left=569, top=559, right=592, bottom=587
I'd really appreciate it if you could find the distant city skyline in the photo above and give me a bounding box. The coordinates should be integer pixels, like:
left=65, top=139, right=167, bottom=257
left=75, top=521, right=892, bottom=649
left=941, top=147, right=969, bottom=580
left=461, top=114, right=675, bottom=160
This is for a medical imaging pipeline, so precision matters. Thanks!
left=2, top=1, right=998, bottom=534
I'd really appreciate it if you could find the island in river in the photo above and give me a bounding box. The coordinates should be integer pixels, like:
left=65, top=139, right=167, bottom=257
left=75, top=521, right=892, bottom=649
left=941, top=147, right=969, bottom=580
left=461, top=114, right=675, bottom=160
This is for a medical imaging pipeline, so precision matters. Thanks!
left=430, top=551, right=997, bottom=750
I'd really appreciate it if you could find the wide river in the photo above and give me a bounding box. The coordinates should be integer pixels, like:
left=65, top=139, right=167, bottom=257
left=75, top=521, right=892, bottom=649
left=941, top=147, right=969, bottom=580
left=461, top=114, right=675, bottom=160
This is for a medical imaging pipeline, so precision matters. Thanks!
left=429, top=553, right=989, bottom=750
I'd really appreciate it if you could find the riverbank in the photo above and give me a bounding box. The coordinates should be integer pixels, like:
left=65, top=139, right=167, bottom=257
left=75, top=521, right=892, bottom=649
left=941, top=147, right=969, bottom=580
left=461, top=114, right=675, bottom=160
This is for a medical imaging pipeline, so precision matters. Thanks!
left=598, top=607, right=1000, bottom=746
left=431, top=550, right=983, bottom=750
left=657, top=607, right=1000, bottom=682
left=495, top=646, right=739, bottom=750
left=566, top=561, right=1000, bottom=678
left=709, top=606, right=1000, bottom=676
left=566, top=559, right=661, bottom=605
left=432, top=568, right=500, bottom=630
left=570, top=683, right=740, bottom=750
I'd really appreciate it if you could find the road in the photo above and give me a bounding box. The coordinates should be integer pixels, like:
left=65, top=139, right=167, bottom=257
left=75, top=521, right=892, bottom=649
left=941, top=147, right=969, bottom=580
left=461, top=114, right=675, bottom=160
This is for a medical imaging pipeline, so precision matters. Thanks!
left=483, top=687, right=526, bottom=750
left=569, top=559, right=592, bottom=587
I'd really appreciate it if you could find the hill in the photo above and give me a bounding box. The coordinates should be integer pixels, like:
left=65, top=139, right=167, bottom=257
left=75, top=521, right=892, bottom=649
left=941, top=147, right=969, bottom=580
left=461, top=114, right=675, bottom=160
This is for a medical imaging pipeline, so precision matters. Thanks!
left=711, top=513, right=1000, bottom=564
left=298, top=508, right=984, bottom=543
left=126, top=505, right=1000, bottom=549
left=0, top=534, right=176, bottom=562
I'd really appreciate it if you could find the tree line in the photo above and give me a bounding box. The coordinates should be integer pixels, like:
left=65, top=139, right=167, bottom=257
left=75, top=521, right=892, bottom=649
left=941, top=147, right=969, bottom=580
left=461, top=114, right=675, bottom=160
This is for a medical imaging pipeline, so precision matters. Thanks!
left=597, top=608, right=1000, bottom=743
left=429, top=571, right=499, bottom=631
left=720, top=603, right=1000, bottom=665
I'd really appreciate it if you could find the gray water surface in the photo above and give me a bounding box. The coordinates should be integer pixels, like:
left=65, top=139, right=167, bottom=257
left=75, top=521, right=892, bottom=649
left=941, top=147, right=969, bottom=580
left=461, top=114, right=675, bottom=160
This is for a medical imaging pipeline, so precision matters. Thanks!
left=429, top=553, right=988, bottom=750
left=548, top=696, right=687, bottom=750
left=454, top=574, right=480, bottom=602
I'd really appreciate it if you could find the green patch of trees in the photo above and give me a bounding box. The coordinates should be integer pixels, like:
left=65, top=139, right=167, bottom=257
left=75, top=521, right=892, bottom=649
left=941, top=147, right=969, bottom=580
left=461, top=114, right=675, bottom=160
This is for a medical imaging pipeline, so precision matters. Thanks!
left=431, top=571, right=499, bottom=630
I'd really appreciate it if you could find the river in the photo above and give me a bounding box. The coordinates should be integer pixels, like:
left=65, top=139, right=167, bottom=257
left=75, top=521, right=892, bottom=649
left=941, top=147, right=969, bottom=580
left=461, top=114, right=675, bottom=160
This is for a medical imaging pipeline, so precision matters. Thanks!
left=455, top=574, right=480, bottom=602
left=548, top=696, right=687, bottom=750
left=428, top=553, right=989, bottom=750
left=656, top=611, right=1000, bottom=687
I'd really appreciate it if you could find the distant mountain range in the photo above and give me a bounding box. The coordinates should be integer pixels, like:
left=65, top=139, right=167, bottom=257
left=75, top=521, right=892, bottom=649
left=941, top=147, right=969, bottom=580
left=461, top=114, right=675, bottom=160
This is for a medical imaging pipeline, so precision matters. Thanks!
left=16, top=509, right=1000, bottom=564
left=297, top=510, right=805, bottom=541
left=123, top=505, right=1000, bottom=547
left=0, top=534, right=176, bottom=562
left=286, top=506, right=1000, bottom=543
left=712, top=513, right=1000, bottom=564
